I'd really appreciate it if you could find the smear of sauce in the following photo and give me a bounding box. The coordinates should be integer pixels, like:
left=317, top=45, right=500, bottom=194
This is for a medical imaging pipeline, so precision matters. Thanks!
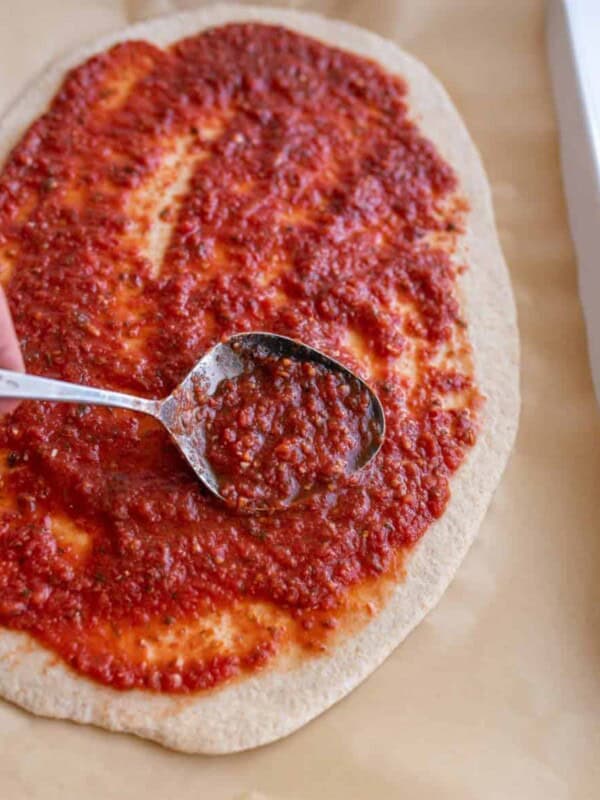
left=0, top=23, right=481, bottom=693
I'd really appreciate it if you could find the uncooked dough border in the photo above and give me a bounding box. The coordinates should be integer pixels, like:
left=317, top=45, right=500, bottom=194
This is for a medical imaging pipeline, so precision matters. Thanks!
left=0, top=4, right=519, bottom=754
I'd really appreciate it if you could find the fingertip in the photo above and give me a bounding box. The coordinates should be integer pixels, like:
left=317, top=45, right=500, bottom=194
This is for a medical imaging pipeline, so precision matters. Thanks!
left=0, top=398, right=20, bottom=415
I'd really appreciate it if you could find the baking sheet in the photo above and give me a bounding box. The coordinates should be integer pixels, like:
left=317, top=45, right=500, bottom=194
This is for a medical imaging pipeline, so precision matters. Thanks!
left=547, top=0, right=600, bottom=407
left=1, top=1, right=599, bottom=798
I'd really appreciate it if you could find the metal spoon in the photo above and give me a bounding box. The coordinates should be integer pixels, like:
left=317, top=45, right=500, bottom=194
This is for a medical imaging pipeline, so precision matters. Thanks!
left=0, top=332, right=385, bottom=509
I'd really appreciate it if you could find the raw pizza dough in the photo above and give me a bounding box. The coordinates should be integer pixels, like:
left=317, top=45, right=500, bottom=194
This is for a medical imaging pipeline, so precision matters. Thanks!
left=0, top=4, right=519, bottom=753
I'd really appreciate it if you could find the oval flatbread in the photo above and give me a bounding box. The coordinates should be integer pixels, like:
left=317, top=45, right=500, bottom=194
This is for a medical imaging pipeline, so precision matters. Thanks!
left=0, top=4, right=519, bottom=753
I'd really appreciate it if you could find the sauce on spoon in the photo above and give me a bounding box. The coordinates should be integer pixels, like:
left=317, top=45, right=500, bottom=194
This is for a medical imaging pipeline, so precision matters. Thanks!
left=197, top=341, right=381, bottom=511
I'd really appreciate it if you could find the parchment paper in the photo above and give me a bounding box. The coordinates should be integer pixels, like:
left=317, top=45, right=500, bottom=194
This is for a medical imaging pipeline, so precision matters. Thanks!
left=0, top=1, right=599, bottom=798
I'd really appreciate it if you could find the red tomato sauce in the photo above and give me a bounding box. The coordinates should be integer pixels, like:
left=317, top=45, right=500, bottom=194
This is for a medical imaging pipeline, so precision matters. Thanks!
left=0, top=24, right=481, bottom=692
left=200, top=343, right=379, bottom=511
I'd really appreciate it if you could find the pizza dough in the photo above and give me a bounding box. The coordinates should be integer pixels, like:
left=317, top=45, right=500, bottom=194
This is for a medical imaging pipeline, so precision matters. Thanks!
left=0, top=4, right=519, bottom=753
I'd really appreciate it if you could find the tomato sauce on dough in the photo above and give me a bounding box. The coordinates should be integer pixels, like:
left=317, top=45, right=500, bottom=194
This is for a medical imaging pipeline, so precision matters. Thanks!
left=0, top=24, right=481, bottom=692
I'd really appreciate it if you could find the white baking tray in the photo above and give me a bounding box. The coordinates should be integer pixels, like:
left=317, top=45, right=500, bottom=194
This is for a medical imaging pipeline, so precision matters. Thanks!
left=547, top=0, right=600, bottom=406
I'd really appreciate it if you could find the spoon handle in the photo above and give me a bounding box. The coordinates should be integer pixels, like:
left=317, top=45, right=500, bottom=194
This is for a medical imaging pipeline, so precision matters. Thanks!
left=0, top=369, right=160, bottom=416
